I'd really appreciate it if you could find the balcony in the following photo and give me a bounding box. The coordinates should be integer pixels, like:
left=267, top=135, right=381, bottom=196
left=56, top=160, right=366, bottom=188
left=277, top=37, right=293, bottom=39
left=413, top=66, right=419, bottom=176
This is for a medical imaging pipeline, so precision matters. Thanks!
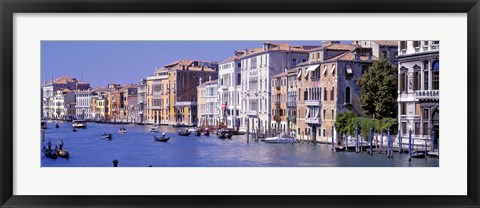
left=175, top=101, right=197, bottom=106
left=305, top=99, right=321, bottom=107
left=305, top=117, right=320, bottom=125
left=246, top=111, right=258, bottom=116
left=287, top=101, right=296, bottom=108
left=415, top=90, right=439, bottom=100
left=274, top=101, right=280, bottom=106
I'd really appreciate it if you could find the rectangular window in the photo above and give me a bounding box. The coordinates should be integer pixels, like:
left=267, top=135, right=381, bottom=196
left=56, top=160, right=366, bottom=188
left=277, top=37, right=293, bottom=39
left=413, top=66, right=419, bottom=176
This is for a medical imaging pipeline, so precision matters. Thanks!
left=415, top=122, right=420, bottom=135
left=292, top=59, right=297, bottom=67
left=423, top=109, right=429, bottom=120
left=400, top=73, right=406, bottom=92
left=413, top=41, right=420, bottom=48
left=415, top=104, right=420, bottom=116
left=401, top=103, right=406, bottom=115
left=402, top=122, right=407, bottom=135
left=424, top=71, right=429, bottom=90
left=413, top=72, right=419, bottom=91
left=400, top=41, right=407, bottom=50
left=433, top=71, right=439, bottom=90
left=423, top=122, right=429, bottom=135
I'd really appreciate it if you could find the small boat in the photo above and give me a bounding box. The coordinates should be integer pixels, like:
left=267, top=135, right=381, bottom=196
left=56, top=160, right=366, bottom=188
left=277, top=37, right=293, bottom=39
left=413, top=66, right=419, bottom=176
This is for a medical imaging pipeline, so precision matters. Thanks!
left=195, top=130, right=201, bottom=136
left=119, top=127, right=127, bottom=134
left=172, top=123, right=186, bottom=128
left=149, top=125, right=159, bottom=132
left=57, top=149, right=70, bottom=158
left=204, top=131, right=210, bottom=136
left=41, top=120, right=47, bottom=129
left=55, top=123, right=60, bottom=128
left=42, top=145, right=58, bottom=159
left=177, top=130, right=191, bottom=136
left=217, top=130, right=227, bottom=139
left=101, top=133, right=112, bottom=140
left=263, top=133, right=295, bottom=144
left=72, top=127, right=77, bottom=132
left=72, top=119, right=87, bottom=128
left=153, top=135, right=170, bottom=142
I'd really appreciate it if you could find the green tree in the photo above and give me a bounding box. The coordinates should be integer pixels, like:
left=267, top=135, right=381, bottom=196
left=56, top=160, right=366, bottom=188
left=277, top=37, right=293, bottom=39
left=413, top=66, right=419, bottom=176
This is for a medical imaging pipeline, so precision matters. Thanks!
left=334, top=112, right=355, bottom=137
left=358, top=56, right=398, bottom=119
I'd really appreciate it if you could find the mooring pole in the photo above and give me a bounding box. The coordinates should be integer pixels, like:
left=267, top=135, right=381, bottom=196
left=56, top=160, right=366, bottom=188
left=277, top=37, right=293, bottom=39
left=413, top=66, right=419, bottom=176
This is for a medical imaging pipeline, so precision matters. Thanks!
left=380, top=131, right=384, bottom=153
left=424, top=140, right=428, bottom=161
left=408, top=129, right=412, bottom=162
left=369, top=127, right=373, bottom=155
left=431, top=131, right=435, bottom=152
left=331, top=127, right=334, bottom=151
left=399, top=132, right=402, bottom=154
left=355, top=127, right=359, bottom=153
left=387, top=128, right=391, bottom=158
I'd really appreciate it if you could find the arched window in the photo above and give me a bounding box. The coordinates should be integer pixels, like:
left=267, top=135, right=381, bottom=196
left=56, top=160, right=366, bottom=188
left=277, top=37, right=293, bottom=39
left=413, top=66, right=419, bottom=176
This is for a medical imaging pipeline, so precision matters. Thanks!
left=331, top=86, right=335, bottom=101
left=345, top=86, right=351, bottom=104
left=323, top=88, right=327, bottom=101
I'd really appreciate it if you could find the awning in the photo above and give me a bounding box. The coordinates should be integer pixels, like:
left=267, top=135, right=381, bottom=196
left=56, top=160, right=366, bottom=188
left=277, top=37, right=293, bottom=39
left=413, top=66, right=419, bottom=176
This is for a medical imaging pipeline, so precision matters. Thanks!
left=322, top=65, right=327, bottom=75
left=314, top=109, right=319, bottom=119
left=304, top=69, right=309, bottom=78
left=433, top=61, right=439, bottom=71
left=346, top=65, right=353, bottom=74
left=297, top=70, right=302, bottom=79
left=305, top=108, right=310, bottom=119
left=306, top=64, right=320, bottom=72
left=330, top=64, right=336, bottom=74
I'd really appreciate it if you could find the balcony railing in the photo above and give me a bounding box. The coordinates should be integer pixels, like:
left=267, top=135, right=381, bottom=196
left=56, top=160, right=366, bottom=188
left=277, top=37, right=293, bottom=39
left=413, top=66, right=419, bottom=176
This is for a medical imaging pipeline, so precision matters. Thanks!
left=305, top=99, right=321, bottom=107
left=415, top=90, right=439, bottom=100
left=305, top=117, right=320, bottom=124
left=274, top=101, right=280, bottom=106
left=287, top=101, right=296, bottom=108
left=246, top=111, right=258, bottom=116
left=175, top=101, right=197, bottom=106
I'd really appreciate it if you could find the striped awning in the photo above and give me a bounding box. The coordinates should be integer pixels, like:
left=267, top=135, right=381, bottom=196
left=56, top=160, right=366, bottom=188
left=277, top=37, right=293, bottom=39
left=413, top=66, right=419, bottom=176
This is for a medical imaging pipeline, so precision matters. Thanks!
left=306, top=64, right=320, bottom=72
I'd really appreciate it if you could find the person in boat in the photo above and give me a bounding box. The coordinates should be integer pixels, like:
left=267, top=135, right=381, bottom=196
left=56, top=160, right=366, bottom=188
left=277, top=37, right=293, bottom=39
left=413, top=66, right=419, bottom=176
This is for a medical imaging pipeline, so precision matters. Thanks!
left=162, top=132, right=166, bottom=137
left=47, top=141, right=52, bottom=150
left=59, top=140, right=64, bottom=150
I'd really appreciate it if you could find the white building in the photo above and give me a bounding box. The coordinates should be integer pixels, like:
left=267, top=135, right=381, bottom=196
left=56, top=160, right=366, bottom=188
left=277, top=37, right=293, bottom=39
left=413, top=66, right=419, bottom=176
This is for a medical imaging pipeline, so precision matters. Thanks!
left=397, top=40, right=439, bottom=149
left=218, top=56, right=242, bottom=129
left=198, top=78, right=220, bottom=129
left=52, top=89, right=76, bottom=120
left=75, top=89, right=96, bottom=120
left=238, top=42, right=317, bottom=133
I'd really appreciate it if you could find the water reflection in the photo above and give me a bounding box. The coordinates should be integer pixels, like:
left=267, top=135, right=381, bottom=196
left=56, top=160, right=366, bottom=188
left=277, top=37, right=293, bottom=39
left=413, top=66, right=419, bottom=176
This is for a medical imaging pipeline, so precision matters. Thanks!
left=41, top=122, right=439, bottom=167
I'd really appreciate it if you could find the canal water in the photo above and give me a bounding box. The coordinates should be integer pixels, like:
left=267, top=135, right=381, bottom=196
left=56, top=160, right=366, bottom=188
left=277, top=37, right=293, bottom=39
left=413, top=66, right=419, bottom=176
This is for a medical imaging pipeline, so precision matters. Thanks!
left=41, top=122, right=439, bottom=167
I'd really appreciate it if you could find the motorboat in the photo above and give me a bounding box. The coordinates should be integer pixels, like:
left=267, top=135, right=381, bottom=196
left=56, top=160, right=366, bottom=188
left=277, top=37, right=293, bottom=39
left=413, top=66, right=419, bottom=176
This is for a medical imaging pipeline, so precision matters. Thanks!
left=41, top=120, right=47, bottom=129
left=177, top=130, right=191, bottom=136
left=72, top=119, right=87, bottom=128
left=172, top=123, right=186, bottom=128
left=153, top=135, right=170, bottom=142
left=149, top=125, right=159, bottom=132
left=187, top=128, right=198, bottom=133
left=119, top=127, right=127, bottom=134
left=195, top=130, right=201, bottom=136
left=204, top=130, right=210, bottom=136
left=263, top=133, right=296, bottom=144
left=101, top=133, right=112, bottom=140
left=217, top=129, right=230, bottom=139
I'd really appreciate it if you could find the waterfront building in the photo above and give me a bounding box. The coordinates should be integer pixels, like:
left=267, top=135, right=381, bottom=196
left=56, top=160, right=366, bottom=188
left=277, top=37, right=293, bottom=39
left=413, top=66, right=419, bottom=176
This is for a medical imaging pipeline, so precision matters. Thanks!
left=397, top=40, right=439, bottom=149
left=120, top=84, right=138, bottom=123
left=106, top=84, right=124, bottom=122
left=146, top=60, right=218, bottom=126
left=286, top=68, right=298, bottom=135
left=197, top=78, right=220, bottom=130
left=296, top=41, right=378, bottom=142
left=218, top=56, right=242, bottom=130
left=93, top=88, right=109, bottom=122
left=238, top=42, right=318, bottom=133
left=75, top=89, right=97, bottom=120
left=352, top=40, right=399, bottom=65
left=136, top=79, right=148, bottom=124
left=42, top=76, right=90, bottom=119
left=271, top=71, right=288, bottom=132
left=51, top=89, right=76, bottom=120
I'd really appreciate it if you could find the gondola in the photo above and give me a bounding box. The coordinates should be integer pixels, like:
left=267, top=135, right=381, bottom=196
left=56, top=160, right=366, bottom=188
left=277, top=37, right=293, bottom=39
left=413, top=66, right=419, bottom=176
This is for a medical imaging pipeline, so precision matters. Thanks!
left=153, top=135, right=170, bottom=142
left=118, top=127, right=127, bottom=134
left=101, top=133, right=113, bottom=140
left=72, top=127, right=77, bottom=132
left=204, top=131, right=210, bottom=136
left=177, top=131, right=191, bottom=136
left=226, top=132, right=233, bottom=139
left=217, top=131, right=227, bottom=139
left=42, top=146, right=58, bottom=159
left=57, top=149, right=70, bottom=158
left=195, top=130, right=201, bottom=136
left=55, top=123, right=60, bottom=128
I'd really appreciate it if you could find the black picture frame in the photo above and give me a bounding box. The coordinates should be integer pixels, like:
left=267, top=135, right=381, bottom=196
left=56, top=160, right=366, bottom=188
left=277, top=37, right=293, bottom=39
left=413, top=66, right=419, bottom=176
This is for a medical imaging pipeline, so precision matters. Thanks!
left=1, top=0, right=479, bottom=207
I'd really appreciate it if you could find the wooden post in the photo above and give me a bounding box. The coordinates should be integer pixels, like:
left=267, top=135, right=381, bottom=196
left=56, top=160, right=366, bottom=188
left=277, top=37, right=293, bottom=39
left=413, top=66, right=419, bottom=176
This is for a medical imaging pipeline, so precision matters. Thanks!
left=408, top=129, right=412, bottom=162
left=355, top=127, right=359, bottom=153
left=331, top=127, right=334, bottom=151
left=369, top=127, right=373, bottom=155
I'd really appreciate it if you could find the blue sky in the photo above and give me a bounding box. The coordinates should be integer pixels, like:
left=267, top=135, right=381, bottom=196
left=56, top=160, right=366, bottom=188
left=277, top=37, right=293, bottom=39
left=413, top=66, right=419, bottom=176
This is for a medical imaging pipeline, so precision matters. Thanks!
left=41, top=41, right=326, bottom=87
